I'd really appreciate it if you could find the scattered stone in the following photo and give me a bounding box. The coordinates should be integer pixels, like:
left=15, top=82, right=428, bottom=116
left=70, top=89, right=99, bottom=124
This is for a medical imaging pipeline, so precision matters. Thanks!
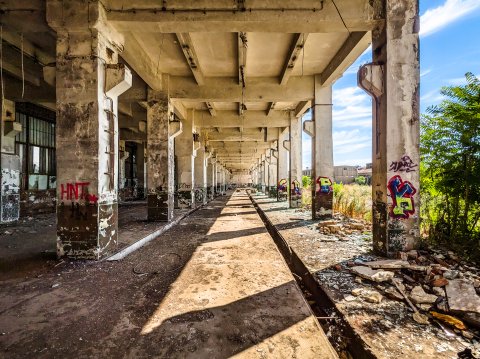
left=432, top=287, right=445, bottom=297
left=362, top=259, right=409, bottom=269
left=51, top=283, right=60, bottom=289
left=351, top=266, right=395, bottom=283
left=444, top=270, right=460, bottom=280
left=431, top=277, right=449, bottom=287
left=344, top=295, right=357, bottom=302
left=409, top=286, right=437, bottom=304
left=351, top=288, right=364, bottom=296
left=446, top=279, right=480, bottom=314
left=327, top=224, right=342, bottom=234
left=354, top=276, right=363, bottom=284
left=3, top=230, right=13, bottom=235
left=385, top=287, right=403, bottom=301
left=413, top=312, right=430, bottom=325
left=407, top=250, right=419, bottom=260
left=462, top=330, right=474, bottom=340
left=361, top=290, right=383, bottom=304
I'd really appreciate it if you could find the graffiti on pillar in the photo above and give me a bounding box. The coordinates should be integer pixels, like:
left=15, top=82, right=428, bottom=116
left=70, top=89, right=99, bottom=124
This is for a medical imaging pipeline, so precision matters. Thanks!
left=177, top=183, right=192, bottom=190
left=316, top=176, right=333, bottom=195
left=60, top=182, right=98, bottom=204
left=278, top=179, right=287, bottom=192
left=389, top=155, right=418, bottom=173
left=291, top=180, right=301, bottom=195
left=387, top=175, right=417, bottom=219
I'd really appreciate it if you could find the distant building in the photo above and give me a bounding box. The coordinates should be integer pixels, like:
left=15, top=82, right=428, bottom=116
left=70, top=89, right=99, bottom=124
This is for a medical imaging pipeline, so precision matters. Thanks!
left=302, top=168, right=312, bottom=177
left=334, top=166, right=357, bottom=184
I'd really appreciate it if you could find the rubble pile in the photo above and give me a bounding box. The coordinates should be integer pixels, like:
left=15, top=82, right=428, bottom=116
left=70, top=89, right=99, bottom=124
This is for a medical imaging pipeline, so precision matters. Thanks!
left=341, top=250, right=480, bottom=354
left=317, top=216, right=371, bottom=238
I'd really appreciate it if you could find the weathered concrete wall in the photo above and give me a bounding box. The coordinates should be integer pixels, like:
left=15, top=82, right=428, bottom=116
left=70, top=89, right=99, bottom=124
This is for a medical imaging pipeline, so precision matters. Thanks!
left=277, top=128, right=289, bottom=201
left=368, top=0, right=420, bottom=256
left=313, top=82, right=334, bottom=219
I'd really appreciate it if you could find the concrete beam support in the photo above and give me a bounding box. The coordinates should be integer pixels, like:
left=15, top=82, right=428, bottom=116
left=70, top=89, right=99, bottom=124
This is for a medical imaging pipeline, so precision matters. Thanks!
left=361, top=0, right=420, bottom=256
left=194, top=145, right=207, bottom=205
left=146, top=90, right=177, bottom=221
left=289, top=113, right=303, bottom=208
left=47, top=0, right=131, bottom=259
left=313, top=82, right=334, bottom=219
left=175, top=111, right=195, bottom=209
left=268, top=150, right=278, bottom=198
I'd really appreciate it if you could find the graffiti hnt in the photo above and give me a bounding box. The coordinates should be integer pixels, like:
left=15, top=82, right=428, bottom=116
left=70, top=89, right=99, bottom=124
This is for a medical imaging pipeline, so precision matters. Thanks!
left=60, top=182, right=98, bottom=204
left=316, top=176, right=333, bottom=195
left=387, top=175, right=417, bottom=219
left=389, top=155, right=418, bottom=173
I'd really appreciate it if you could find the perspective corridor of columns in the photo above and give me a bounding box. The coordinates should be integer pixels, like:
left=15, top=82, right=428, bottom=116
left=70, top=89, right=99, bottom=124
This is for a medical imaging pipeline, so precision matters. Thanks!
left=15, top=0, right=420, bottom=259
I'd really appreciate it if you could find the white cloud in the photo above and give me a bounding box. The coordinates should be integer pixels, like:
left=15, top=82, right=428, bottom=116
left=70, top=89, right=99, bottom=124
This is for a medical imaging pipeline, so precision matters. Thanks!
left=420, top=69, right=432, bottom=77
left=447, top=74, right=480, bottom=85
left=420, top=0, right=480, bottom=37
left=335, top=157, right=372, bottom=167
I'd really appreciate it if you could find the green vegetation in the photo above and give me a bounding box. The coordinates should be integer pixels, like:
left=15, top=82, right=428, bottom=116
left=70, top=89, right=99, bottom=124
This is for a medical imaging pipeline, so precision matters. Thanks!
left=302, top=175, right=312, bottom=188
left=421, top=72, right=480, bottom=257
left=354, top=176, right=367, bottom=185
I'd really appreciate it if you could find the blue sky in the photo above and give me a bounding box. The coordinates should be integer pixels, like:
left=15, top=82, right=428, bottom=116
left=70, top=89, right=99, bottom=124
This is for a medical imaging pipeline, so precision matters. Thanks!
left=302, top=0, right=480, bottom=169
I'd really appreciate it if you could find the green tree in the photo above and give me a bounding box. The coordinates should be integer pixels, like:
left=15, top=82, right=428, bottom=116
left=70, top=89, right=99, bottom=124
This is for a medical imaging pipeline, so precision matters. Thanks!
left=354, top=176, right=366, bottom=185
left=421, top=72, right=480, bottom=254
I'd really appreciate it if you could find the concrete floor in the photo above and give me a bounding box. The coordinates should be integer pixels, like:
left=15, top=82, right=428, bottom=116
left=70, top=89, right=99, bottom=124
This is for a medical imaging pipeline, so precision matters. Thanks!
left=0, top=191, right=337, bottom=358
left=0, top=202, right=189, bottom=280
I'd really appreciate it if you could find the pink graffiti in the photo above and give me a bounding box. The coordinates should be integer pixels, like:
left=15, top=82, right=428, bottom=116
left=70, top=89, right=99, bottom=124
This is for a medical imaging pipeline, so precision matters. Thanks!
left=387, top=175, right=416, bottom=219
left=60, top=182, right=98, bottom=204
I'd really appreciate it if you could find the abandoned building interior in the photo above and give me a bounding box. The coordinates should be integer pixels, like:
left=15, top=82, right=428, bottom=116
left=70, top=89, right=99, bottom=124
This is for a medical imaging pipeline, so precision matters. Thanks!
left=0, top=0, right=424, bottom=357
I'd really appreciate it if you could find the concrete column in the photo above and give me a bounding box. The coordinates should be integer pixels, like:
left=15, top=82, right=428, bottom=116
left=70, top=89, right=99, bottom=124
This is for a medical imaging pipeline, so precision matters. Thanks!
left=221, top=167, right=227, bottom=194
left=206, top=153, right=214, bottom=200
left=118, top=140, right=129, bottom=201
left=146, top=90, right=179, bottom=222
left=47, top=0, right=132, bottom=259
left=261, top=156, right=267, bottom=193
left=313, top=83, right=334, bottom=219
left=289, top=113, right=303, bottom=208
left=359, top=0, right=420, bottom=256
left=194, top=145, right=207, bottom=205
left=175, top=111, right=194, bottom=208
left=268, top=149, right=278, bottom=198
left=136, top=142, right=146, bottom=199
left=278, top=128, right=289, bottom=201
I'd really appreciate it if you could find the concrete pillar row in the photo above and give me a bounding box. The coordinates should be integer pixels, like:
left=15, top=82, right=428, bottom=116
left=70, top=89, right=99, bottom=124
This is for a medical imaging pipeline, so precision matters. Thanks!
left=175, top=110, right=195, bottom=209
left=359, top=0, right=420, bottom=256
left=313, top=83, right=334, bottom=219
left=47, top=0, right=132, bottom=259
left=289, top=112, right=303, bottom=208
left=194, top=145, right=207, bottom=205
left=146, top=90, right=181, bottom=222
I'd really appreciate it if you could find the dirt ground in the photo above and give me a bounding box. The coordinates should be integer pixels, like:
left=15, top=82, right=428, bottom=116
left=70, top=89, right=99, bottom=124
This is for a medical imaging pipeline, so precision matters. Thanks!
left=254, top=194, right=472, bottom=359
left=0, top=191, right=337, bottom=359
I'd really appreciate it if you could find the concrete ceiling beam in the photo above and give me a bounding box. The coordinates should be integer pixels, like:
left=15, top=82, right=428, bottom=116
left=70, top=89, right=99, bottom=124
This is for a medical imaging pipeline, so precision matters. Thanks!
left=168, top=76, right=314, bottom=102
left=121, top=32, right=163, bottom=92
left=206, top=128, right=279, bottom=142
left=320, top=31, right=370, bottom=86
left=266, top=102, right=275, bottom=116
left=280, top=33, right=309, bottom=85
left=107, top=0, right=382, bottom=33
left=195, top=110, right=290, bottom=128
left=294, top=100, right=311, bottom=118
left=1, top=27, right=55, bottom=66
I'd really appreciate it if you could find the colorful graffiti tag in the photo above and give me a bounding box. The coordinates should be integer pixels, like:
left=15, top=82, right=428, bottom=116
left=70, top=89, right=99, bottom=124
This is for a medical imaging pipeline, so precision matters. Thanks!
left=60, top=182, right=98, bottom=204
left=316, top=176, right=333, bottom=195
left=389, top=155, right=418, bottom=173
left=387, top=175, right=417, bottom=219
left=291, top=179, right=301, bottom=195
left=278, top=178, right=287, bottom=192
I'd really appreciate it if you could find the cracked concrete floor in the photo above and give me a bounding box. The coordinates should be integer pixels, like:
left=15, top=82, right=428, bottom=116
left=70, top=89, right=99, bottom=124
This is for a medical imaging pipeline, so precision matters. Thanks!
left=0, top=191, right=337, bottom=359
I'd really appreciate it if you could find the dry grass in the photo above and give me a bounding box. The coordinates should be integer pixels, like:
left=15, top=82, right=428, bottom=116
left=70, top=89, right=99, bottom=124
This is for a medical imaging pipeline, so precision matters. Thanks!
left=333, top=183, right=372, bottom=222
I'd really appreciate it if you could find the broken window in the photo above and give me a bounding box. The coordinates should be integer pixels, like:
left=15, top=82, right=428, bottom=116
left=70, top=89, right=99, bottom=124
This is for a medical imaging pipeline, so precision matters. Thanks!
left=15, top=104, right=56, bottom=191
